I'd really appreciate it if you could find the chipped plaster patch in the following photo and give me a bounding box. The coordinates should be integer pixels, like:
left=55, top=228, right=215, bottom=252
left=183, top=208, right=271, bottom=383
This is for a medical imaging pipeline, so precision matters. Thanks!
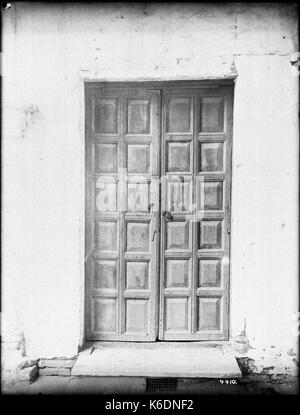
left=236, top=345, right=298, bottom=376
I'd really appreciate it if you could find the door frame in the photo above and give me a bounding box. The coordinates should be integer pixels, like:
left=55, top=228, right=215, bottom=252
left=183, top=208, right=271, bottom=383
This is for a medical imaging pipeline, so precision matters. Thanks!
left=84, top=79, right=234, bottom=343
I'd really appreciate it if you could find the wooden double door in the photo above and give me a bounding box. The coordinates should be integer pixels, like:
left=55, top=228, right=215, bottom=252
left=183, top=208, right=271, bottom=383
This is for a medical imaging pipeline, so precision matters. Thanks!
left=85, top=82, right=233, bottom=341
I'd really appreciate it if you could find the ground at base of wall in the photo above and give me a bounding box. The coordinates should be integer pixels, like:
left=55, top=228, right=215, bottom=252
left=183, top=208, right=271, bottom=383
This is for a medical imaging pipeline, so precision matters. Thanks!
left=2, top=374, right=298, bottom=395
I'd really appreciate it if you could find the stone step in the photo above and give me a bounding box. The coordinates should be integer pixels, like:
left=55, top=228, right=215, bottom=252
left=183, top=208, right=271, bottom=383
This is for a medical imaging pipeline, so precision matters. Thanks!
left=71, top=346, right=242, bottom=378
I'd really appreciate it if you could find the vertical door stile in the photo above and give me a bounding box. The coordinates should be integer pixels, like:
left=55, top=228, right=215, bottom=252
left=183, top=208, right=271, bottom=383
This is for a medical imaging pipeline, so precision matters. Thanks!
left=191, top=94, right=197, bottom=334
left=224, top=88, right=234, bottom=338
left=90, top=97, right=95, bottom=337
left=84, top=86, right=92, bottom=339
left=150, top=89, right=161, bottom=340
left=119, top=95, right=125, bottom=336
left=159, top=91, right=166, bottom=340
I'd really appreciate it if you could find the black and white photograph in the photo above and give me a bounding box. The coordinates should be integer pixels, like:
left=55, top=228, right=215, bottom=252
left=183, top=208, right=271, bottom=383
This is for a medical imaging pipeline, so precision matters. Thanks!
left=1, top=0, right=299, bottom=399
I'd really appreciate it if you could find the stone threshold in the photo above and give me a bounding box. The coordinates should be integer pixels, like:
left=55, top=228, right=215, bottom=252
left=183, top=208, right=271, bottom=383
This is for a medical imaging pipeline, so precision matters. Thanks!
left=72, top=342, right=242, bottom=378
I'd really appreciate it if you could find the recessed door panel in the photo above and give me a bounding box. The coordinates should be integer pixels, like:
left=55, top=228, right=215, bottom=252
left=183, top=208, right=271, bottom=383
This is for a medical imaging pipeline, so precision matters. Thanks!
left=93, top=98, right=119, bottom=134
left=167, top=97, right=192, bottom=133
left=198, top=297, right=221, bottom=331
left=200, top=97, right=224, bottom=133
left=126, top=261, right=149, bottom=289
left=94, top=260, right=118, bottom=289
left=125, top=299, right=149, bottom=334
left=165, top=297, right=190, bottom=332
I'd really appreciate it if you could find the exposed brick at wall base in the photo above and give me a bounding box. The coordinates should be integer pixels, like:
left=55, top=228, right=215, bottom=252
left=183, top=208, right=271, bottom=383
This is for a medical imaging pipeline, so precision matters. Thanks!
left=37, top=358, right=75, bottom=376
left=38, top=358, right=75, bottom=369
left=39, top=368, right=71, bottom=377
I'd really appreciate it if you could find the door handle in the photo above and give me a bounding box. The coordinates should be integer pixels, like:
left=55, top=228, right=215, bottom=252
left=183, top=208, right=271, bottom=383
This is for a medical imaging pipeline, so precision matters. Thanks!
left=152, top=229, right=158, bottom=241
left=162, top=211, right=173, bottom=221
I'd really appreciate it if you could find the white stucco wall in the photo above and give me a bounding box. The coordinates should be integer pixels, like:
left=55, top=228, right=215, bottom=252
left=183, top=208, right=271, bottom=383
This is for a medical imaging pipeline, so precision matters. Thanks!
left=2, top=2, right=298, bottom=371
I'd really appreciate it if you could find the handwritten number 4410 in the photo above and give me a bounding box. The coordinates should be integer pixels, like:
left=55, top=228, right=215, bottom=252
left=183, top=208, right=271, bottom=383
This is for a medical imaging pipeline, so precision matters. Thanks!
left=219, top=379, right=237, bottom=385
